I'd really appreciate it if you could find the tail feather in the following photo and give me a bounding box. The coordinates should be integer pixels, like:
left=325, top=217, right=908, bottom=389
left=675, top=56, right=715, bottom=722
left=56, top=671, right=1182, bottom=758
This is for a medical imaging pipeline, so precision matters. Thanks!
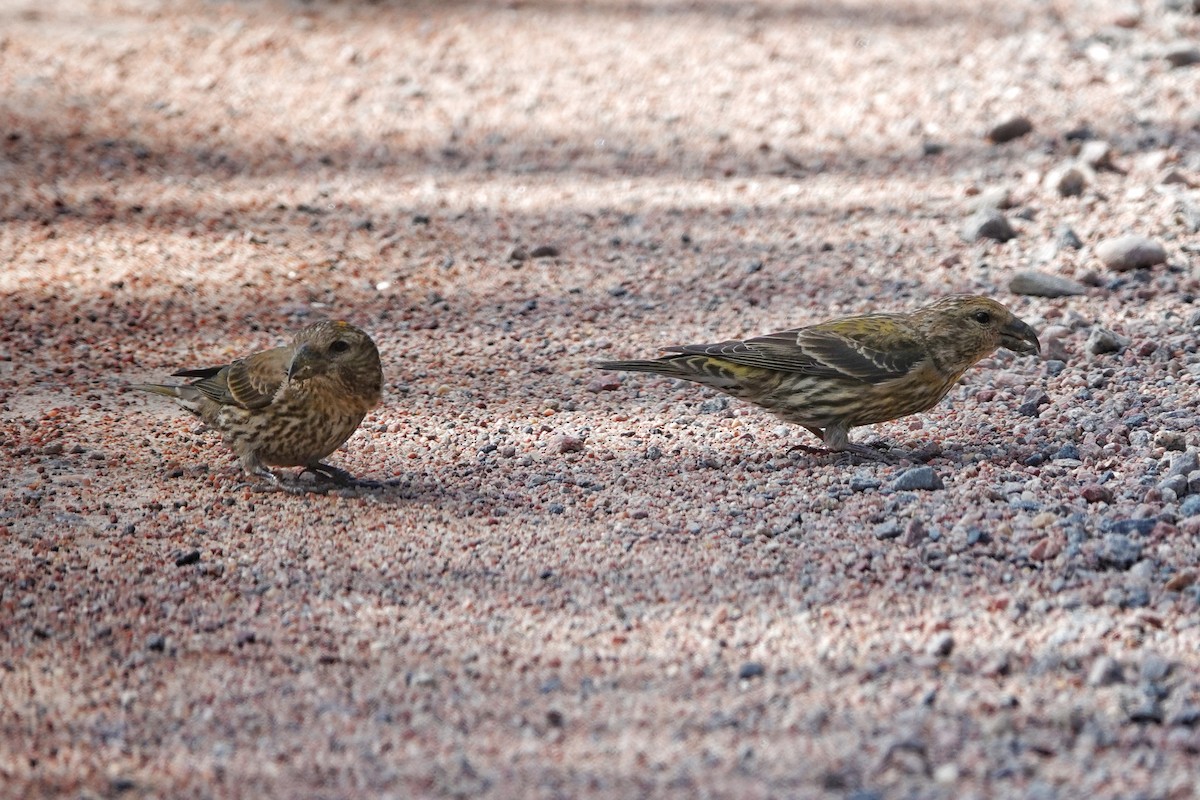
left=595, top=358, right=691, bottom=377
left=128, top=383, right=183, bottom=398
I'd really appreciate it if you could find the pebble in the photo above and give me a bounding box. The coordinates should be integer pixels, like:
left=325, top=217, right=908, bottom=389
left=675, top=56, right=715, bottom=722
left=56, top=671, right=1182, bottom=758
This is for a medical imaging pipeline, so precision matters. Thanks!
left=1095, top=235, right=1167, bottom=271
left=1081, top=484, right=1113, bottom=503
left=873, top=521, right=902, bottom=540
left=925, top=633, right=954, bottom=658
left=1164, top=44, right=1200, bottom=68
left=1157, top=433, right=1191, bottom=454
left=174, top=549, right=201, bottom=567
left=587, top=376, right=622, bottom=392
left=1044, top=163, right=1089, bottom=196
left=849, top=475, right=882, bottom=492
left=738, top=662, right=766, bottom=680
left=969, top=186, right=1013, bottom=212
left=555, top=435, right=585, bottom=454
left=1016, top=388, right=1050, bottom=417
left=1140, top=653, right=1171, bottom=683
left=986, top=115, right=1033, bottom=144
left=529, top=244, right=560, bottom=258
left=961, top=208, right=1016, bottom=242
left=1057, top=226, right=1084, bottom=249
left=1008, top=270, right=1086, bottom=298
left=1086, top=326, right=1129, bottom=355
left=891, top=466, right=944, bottom=491
left=1087, top=655, right=1125, bottom=687
left=1098, top=534, right=1142, bottom=570
left=1179, top=495, right=1200, bottom=517
left=1078, top=140, right=1116, bottom=170
left=1165, top=570, right=1198, bottom=592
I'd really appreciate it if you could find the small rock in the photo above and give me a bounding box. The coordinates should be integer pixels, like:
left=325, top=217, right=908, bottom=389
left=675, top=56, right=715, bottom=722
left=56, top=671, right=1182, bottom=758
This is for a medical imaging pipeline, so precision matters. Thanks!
left=892, top=466, right=944, bottom=491
left=925, top=633, right=954, bottom=658
left=738, top=662, right=766, bottom=680
left=987, top=115, right=1034, bottom=144
left=555, top=435, right=585, bottom=454
left=1016, top=388, right=1051, bottom=417
left=1165, top=570, right=1197, bottom=592
left=509, top=246, right=529, bottom=262
left=699, top=397, right=730, bottom=414
left=1029, top=536, right=1062, bottom=561
left=1087, top=656, right=1125, bottom=687
left=1078, top=140, right=1116, bottom=170
left=174, top=549, right=201, bottom=567
left=1096, top=235, right=1167, bottom=271
left=1140, top=653, right=1172, bottom=683
left=1126, top=696, right=1164, bottom=725
left=1179, top=495, right=1200, bottom=517
left=1044, top=163, right=1090, bottom=196
left=1099, top=533, right=1142, bottom=570
left=1057, top=226, right=1084, bottom=249
left=1009, top=270, right=1086, bottom=297
left=874, top=521, right=902, bottom=540
left=961, top=208, right=1017, bottom=242
left=849, top=475, right=882, bottom=492
left=1164, top=44, right=1200, bottom=68
left=968, top=186, right=1013, bottom=212
left=1040, top=325, right=1072, bottom=362
left=1157, top=432, right=1190, bottom=453
left=530, top=244, right=560, bottom=258
left=1082, top=484, right=1113, bottom=503
left=146, top=634, right=166, bottom=652
left=902, top=519, right=927, bottom=546
left=587, top=375, right=622, bottom=392
left=1159, top=474, right=1188, bottom=497
left=1086, top=326, right=1129, bottom=355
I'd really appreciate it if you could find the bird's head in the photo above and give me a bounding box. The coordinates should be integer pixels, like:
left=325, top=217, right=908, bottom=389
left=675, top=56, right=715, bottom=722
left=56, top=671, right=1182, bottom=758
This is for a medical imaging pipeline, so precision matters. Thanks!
left=915, top=295, right=1041, bottom=368
left=287, top=320, right=383, bottom=404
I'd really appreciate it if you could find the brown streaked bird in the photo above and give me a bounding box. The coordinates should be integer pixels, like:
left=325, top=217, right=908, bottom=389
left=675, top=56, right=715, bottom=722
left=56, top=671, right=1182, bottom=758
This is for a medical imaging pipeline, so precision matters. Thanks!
left=131, top=320, right=383, bottom=486
left=597, top=295, right=1040, bottom=459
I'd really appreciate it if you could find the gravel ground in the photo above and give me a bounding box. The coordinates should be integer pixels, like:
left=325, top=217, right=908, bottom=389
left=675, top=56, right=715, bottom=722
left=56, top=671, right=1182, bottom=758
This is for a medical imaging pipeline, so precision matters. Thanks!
left=3, top=0, right=1200, bottom=797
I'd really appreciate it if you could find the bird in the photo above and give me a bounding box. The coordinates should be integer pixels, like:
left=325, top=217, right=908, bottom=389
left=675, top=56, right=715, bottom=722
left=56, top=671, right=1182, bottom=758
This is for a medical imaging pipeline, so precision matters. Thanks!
left=130, top=320, right=383, bottom=488
left=596, top=295, right=1040, bottom=459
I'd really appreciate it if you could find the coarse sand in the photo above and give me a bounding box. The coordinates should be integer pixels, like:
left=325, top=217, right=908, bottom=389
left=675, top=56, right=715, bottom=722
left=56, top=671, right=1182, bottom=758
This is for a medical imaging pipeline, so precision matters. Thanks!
left=3, top=0, right=1200, bottom=797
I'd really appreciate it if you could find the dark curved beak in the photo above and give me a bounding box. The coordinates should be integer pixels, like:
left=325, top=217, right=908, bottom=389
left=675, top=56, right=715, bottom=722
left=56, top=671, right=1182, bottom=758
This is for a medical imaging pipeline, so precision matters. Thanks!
left=1001, top=318, right=1041, bottom=356
left=287, top=343, right=326, bottom=381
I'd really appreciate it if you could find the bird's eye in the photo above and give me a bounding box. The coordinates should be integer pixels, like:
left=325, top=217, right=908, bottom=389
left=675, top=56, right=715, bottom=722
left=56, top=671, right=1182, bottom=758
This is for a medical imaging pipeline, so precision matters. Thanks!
left=329, top=340, right=351, bottom=354
left=973, top=310, right=992, bottom=324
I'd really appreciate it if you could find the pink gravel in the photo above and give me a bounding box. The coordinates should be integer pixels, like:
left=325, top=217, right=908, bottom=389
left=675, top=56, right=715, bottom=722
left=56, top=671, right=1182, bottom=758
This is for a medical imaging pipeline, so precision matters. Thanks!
left=3, top=0, right=1200, bottom=797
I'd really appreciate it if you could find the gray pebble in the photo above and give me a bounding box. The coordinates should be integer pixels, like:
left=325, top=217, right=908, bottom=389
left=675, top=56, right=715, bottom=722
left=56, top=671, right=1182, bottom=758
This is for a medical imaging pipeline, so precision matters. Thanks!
left=699, top=397, right=731, bottom=414
left=1078, top=140, right=1115, bottom=170
left=1016, top=388, right=1050, bottom=417
left=925, top=633, right=954, bottom=658
left=738, top=662, right=766, bottom=680
left=1086, top=326, right=1129, bottom=355
left=986, top=115, right=1034, bottom=143
left=1164, top=43, right=1200, bottom=68
left=1167, top=448, right=1199, bottom=475
left=849, top=475, right=882, bottom=492
left=1043, top=359, right=1067, bottom=376
left=1087, top=655, right=1125, bottom=687
left=1009, top=270, right=1086, bottom=297
left=1099, top=533, right=1142, bottom=570
left=892, top=466, right=944, bottom=491
left=873, top=521, right=902, bottom=540
left=1057, top=226, right=1084, bottom=249
left=1140, top=653, right=1172, bottom=683
left=1044, top=163, right=1089, bottom=196
left=1096, top=235, right=1167, bottom=271
left=961, top=208, right=1016, bottom=242
left=1159, top=474, right=1188, bottom=497
left=1180, top=495, right=1200, bottom=517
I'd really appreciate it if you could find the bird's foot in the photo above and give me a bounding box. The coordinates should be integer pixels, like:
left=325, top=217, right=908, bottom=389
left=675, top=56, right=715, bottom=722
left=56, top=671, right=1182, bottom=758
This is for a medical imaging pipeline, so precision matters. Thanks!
left=300, top=462, right=354, bottom=484
left=788, top=441, right=899, bottom=464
